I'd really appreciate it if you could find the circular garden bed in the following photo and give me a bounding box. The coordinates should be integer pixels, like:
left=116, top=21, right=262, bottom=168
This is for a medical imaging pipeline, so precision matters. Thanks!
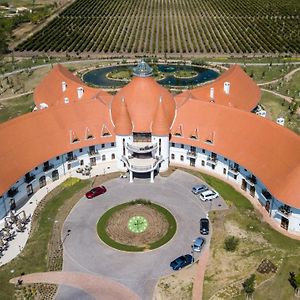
left=97, top=199, right=177, bottom=252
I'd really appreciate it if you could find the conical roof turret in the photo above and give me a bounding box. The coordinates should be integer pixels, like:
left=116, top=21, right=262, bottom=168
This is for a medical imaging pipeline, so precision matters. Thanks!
left=152, top=96, right=170, bottom=136
left=114, top=97, right=132, bottom=135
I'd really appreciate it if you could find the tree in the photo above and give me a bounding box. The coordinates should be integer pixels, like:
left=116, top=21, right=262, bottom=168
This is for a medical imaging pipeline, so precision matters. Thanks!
left=224, top=236, right=239, bottom=252
left=289, top=272, right=300, bottom=297
left=242, top=274, right=255, bottom=300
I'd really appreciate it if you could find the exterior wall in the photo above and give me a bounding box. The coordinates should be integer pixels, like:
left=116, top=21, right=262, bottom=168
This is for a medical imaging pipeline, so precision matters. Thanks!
left=0, top=142, right=117, bottom=219
left=115, top=135, right=132, bottom=170
left=152, top=135, right=169, bottom=172
left=169, top=142, right=300, bottom=234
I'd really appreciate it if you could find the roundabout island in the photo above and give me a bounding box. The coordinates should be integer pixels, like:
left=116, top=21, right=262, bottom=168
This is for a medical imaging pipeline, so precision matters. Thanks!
left=97, top=199, right=177, bottom=251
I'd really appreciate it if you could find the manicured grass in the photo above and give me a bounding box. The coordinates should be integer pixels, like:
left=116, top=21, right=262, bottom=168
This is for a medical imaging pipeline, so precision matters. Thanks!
left=0, top=94, right=34, bottom=123
left=180, top=168, right=300, bottom=299
left=243, top=65, right=298, bottom=83
left=97, top=200, right=177, bottom=252
left=260, top=91, right=300, bottom=134
left=174, top=70, right=197, bottom=78
left=0, top=178, right=90, bottom=300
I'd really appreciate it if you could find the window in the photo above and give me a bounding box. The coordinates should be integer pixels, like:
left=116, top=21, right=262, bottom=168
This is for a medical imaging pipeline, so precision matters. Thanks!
left=212, top=164, right=215, bottom=170
left=111, top=142, right=115, bottom=147
left=67, top=163, right=71, bottom=170
left=180, top=155, right=184, bottom=161
left=111, top=153, right=115, bottom=160
left=201, top=160, right=205, bottom=166
left=52, top=170, right=59, bottom=181
left=202, top=149, right=205, bottom=154
left=171, top=153, right=175, bottom=160
left=101, top=144, right=105, bottom=148
left=190, top=146, right=196, bottom=152
left=133, top=132, right=151, bottom=142
left=35, top=167, right=38, bottom=170
left=234, top=174, right=237, bottom=180
left=223, top=168, right=227, bottom=175
left=80, top=160, right=84, bottom=166
left=224, top=158, right=228, bottom=161
left=102, top=155, right=106, bottom=161
left=171, top=143, right=175, bottom=147
left=181, top=144, right=184, bottom=149
left=39, top=176, right=46, bottom=188
left=56, top=156, right=60, bottom=160
left=79, top=148, right=83, bottom=153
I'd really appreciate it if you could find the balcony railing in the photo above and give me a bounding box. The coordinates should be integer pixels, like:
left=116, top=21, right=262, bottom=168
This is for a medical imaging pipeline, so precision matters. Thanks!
left=187, top=151, right=197, bottom=158
left=206, top=156, right=217, bottom=164
left=122, top=155, right=164, bottom=173
left=25, top=174, right=36, bottom=184
left=277, top=205, right=292, bottom=217
left=245, top=176, right=257, bottom=186
left=88, top=150, right=99, bottom=156
left=126, top=143, right=157, bottom=154
left=66, top=155, right=78, bottom=162
left=8, top=187, right=18, bottom=198
left=228, top=166, right=239, bottom=175
left=43, top=164, right=54, bottom=172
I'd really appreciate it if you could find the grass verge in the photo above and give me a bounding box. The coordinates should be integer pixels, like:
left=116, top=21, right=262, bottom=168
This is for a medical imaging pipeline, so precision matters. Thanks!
left=0, top=177, right=90, bottom=300
left=97, top=200, right=177, bottom=252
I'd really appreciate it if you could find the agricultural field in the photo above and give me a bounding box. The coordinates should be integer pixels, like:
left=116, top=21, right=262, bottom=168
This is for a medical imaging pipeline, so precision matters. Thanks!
left=15, top=0, right=300, bottom=55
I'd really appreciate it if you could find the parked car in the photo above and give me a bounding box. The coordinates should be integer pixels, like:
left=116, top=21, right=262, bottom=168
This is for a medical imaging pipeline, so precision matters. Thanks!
left=192, top=184, right=208, bottom=195
left=85, top=186, right=107, bottom=199
left=199, top=189, right=219, bottom=201
left=200, top=218, right=210, bottom=235
left=170, top=254, right=194, bottom=270
left=192, top=237, right=205, bottom=252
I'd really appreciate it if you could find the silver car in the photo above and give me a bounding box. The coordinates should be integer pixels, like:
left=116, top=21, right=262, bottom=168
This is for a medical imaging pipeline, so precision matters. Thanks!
left=192, top=184, right=208, bottom=195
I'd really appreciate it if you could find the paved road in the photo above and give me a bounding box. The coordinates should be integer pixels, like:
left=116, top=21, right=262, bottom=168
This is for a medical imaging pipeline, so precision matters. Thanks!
left=57, top=170, right=227, bottom=300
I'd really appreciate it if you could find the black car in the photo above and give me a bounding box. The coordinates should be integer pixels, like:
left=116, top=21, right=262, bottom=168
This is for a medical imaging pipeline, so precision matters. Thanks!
left=170, top=254, right=194, bottom=270
left=200, top=218, right=209, bottom=235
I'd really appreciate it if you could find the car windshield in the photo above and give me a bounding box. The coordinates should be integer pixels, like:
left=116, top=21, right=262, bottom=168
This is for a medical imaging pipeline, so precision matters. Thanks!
left=194, top=239, right=204, bottom=246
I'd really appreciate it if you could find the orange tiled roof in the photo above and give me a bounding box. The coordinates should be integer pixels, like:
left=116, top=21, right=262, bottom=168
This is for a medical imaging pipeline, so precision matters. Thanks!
left=171, top=99, right=300, bottom=208
left=114, top=97, right=132, bottom=135
left=175, top=65, right=260, bottom=111
left=34, top=64, right=112, bottom=108
left=112, top=76, right=175, bottom=133
left=0, top=99, right=115, bottom=196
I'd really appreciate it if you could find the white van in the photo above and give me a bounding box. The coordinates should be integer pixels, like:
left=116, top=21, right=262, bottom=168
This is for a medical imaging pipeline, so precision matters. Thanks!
left=199, top=189, right=219, bottom=201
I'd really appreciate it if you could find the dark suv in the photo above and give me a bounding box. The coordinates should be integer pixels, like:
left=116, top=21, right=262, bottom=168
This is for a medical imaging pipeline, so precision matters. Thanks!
left=200, top=218, right=209, bottom=235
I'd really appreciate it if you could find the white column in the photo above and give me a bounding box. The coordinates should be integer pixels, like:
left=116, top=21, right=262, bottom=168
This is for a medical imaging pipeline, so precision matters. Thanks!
left=130, top=171, right=133, bottom=183
left=150, top=171, right=154, bottom=183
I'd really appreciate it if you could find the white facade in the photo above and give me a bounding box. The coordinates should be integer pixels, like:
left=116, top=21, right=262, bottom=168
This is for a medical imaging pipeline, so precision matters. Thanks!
left=1, top=138, right=300, bottom=234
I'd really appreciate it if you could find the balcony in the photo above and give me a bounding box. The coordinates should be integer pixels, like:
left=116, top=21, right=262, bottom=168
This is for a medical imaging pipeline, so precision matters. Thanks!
left=8, top=187, right=18, bottom=198
left=25, top=174, right=36, bottom=184
left=122, top=155, right=164, bottom=173
left=228, top=166, right=239, bottom=175
left=262, top=189, right=272, bottom=201
left=88, top=150, right=99, bottom=156
left=187, top=151, right=197, bottom=158
left=245, top=175, right=257, bottom=186
left=66, top=155, right=78, bottom=162
left=126, top=143, right=157, bottom=154
left=277, top=205, right=292, bottom=218
left=206, top=156, right=217, bottom=165
left=43, top=164, right=54, bottom=172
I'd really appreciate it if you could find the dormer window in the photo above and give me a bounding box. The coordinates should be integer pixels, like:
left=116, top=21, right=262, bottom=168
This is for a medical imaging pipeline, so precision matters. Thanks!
left=64, top=97, right=69, bottom=104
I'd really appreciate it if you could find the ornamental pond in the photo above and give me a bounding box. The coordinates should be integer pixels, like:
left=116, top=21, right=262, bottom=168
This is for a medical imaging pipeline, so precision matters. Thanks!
left=82, top=64, right=219, bottom=88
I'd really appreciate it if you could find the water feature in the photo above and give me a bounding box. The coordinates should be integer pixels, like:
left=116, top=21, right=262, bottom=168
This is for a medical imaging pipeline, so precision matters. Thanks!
left=82, top=64, right=219, bottom=88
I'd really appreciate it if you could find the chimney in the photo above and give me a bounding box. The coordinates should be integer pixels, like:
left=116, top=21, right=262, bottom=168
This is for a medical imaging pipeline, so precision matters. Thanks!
left=224, top=82, right=230, bottom=95
left=210, top=87, right=214, bottom=100
left=77, top=87, right=84, bottom=99
left=62, top=81, right=67, bottom=92
left=64, top=97, right=69, bottom=104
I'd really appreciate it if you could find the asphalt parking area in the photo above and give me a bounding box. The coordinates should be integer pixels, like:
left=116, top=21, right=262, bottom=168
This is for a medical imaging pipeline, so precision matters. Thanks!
left=58, top=170, right=227, bottom=300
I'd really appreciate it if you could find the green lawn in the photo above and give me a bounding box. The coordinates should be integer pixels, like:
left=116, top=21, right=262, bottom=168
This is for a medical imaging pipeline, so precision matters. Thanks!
left=0, top=94, right=34, bottom=123
left=181, top=170, right=300, bottom=300
left=97, top=200, right=177, bottom=252
left=260, top=91, right=300, bottom=134
left=243, top=65, right=298, bottom=83
left=0, top=178, right=90, bottom=300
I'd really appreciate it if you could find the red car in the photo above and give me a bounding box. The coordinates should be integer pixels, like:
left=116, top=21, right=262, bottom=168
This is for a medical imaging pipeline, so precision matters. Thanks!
left=85, top=186, right=107, bottom=199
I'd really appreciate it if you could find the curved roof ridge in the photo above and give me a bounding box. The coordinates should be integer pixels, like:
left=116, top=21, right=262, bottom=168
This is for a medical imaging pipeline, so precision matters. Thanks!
left=114, top=97, right=132, bottom=135
left=152, top=96, right=170, bottom=136
left=175, top=65, right=260, bottom=111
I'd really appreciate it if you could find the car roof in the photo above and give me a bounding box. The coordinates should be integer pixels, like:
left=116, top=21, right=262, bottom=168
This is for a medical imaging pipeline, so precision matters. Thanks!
left=201, top=190, right=215, bottom=196
left=194, top=237, right=205, bottom=245
left=193, top=184, right=205, bottom=189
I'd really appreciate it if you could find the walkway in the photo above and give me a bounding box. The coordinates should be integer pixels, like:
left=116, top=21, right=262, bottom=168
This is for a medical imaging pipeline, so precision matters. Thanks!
left=10, top=271, right=140, bottom=300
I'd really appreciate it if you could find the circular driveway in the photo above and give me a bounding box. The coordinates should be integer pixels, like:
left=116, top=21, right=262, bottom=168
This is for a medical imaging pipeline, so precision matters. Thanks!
left=58, top=170, right=227, bottom=300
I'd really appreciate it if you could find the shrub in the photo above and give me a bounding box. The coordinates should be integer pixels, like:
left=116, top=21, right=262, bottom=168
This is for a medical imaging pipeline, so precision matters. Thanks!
left=224, top=235, right=239, bottom=252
